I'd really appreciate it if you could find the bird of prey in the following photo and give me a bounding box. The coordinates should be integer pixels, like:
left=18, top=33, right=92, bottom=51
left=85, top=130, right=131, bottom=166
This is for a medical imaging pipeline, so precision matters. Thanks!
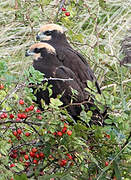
left=36, top=24, right=101, bottom=94
left=25, top=42, right=87, bottom=120
left=25, top=42, right=105, bottom=125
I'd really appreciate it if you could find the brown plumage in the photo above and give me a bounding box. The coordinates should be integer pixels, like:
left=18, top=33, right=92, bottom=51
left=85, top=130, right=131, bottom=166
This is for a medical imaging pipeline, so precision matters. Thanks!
left=25, top=42, right=106, bottom=125
left=26, top=43, right=86, bottom=120
left=36, top=24, right=101, bottom=94
left=120, top=32, right=131, bottom=66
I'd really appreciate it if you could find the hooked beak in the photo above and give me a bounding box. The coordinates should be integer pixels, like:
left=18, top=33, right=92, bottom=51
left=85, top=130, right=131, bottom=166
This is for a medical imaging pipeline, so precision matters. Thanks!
left=36, top=34, right=40, bottom=41
left=36, top=33, right=51, bottom=41
left=25, top=50, right=34, bottom=57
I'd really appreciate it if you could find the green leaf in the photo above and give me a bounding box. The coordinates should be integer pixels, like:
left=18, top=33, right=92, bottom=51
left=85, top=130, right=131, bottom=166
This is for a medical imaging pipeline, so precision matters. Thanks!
left=50, top=98, right=63, bottom=108
left=95, top=94, right=102, bottom=102
left=113, top=161, right=122, bottom=180
left=61, top=174, right=74, bottom=180
left=14, top=174, right=28, bottom=180
left=104, top=119, right=114, bottom=124
left=0, top=61, right=8, bottom=76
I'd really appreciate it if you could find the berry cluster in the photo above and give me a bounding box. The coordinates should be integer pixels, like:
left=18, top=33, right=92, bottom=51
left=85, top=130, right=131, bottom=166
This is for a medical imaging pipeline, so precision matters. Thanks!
left=7, top=99, right=74, bottom=173
left=59, top=153, right=73, bottom=167
left=9, top=147, right=45, bottom=169
left=61, top=7, right=70, bottom=16
left=53, top=123, right=72, bottom=137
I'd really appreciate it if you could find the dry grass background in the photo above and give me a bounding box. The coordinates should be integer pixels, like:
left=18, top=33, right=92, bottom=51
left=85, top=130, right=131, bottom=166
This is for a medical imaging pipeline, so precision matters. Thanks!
left=0, top=0, right=130, bottom=110
left=0, top=1, right=131, bottom=179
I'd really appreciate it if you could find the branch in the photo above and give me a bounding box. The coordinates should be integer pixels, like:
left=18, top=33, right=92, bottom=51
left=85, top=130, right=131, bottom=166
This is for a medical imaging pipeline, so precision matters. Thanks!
left=0, top=119, right=42, bottom=126
left=0, top=83, right=25, bottom=105
left=9, top=141, right=37, bottom=154
left=43, top=77, right=73, bottom=82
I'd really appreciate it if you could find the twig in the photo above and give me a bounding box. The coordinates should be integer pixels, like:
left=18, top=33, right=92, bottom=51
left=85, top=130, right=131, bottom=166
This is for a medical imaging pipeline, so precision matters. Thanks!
left=27, top=123, right=42, bottom=137
left=0, top=120, right=42, bottom=126
left=43, top=77, right=73, bottom=82
left=9, top=141, right=37, bottom=154
left=111, top=131, right=131, bottom=178
left=0, top=83, right=25, bottom=105
left=101, top=79, right=131, bottom=90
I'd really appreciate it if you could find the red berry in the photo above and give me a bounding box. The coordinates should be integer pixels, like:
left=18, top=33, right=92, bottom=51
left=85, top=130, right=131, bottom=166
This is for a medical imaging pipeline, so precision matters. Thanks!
left=17, top=113, right=22, bottom=119
left=53, top=132, right=57, bottom=136
left=17, top=128, right=22, bottom=135
left=10, top=153, right=17, bottom=159
left=12, top=153, right=17, bottom=159
left=12, top=149, right=17, bottom=153
left=24, top=154, right=29, bottom=160
left=67, top=130, right=72, bottom=136
left=13, top=131, right=17, bottom=136
left=1, top=113, right=7, bottom=119
left=57, top=131, right=63, bottom=136
left=48, top=155, right=54, bottom=160
left=30, top=151, right=35, bottom=158
left=25, top=132, right=31, bottom=137
left=62, top=7, right=66, bottom=11
left=20, top=150, right=26, bottom=155
left=39, top=152, right=44, bottom=158
left=64, top=123, right=68, bottom=127
left=0, top=84, right=4, bottom=89
left=21, top=113, right=27, bottom=119
left=36, top=109, right=41, bottom=113
left=59, top=159, right=67, bottom=167
left=10, top=114, right=14, bottom=119
left=39, top=171, right=44, bottom=176
left=105, top=134, right=110, bottom=139
left=105, top=161, right=109, bottom=166
left=37, top=115, right=42, bottom=120
left=32, top=147, right=37, bottom=153
left=29, top=105, right=34, bottom=111
left=17, top=136, right=21, bottom=140
left=10, top=178, right=14, bottom=180
left=0, top=114, right=5, bottom=119
left=65, top=12, right=70, bottom=16
left=16, top=118, right=20, bottom=121
left=8, top=139, right=12, bottom=143
left=33, top=159, right=38, bottom=164
left=25, top=108, right=29, bottom=112
left=10, top=163, right=15, bottom=168
left=35, top=154, right=40, bottom=159
left=19, top=99, right=24, bottom=105
left=66, top=153, right=73, bottom=160
left=19, top=157, right=23, bottom=162
left=24, top=162, right=30, bottom=167
left=62, top=127, right=67, bottom=133
left=3, top=113, right=7, bottom=118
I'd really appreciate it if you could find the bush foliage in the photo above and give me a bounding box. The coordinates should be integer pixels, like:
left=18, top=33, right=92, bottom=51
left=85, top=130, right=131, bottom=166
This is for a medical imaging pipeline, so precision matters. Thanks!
left=0, top=0, right=130, bottom=180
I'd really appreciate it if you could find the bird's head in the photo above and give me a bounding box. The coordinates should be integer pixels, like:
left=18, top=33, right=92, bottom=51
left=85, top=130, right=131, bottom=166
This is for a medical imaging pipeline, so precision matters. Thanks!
left=25, top=42, right=56, bottom=60
left=36, top=24, right=67, bottom=41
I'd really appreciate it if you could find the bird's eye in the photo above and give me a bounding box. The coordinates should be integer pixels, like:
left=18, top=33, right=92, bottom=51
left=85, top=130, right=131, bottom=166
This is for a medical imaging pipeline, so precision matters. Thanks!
left=34, top=48, right=40, bottom=53
left=44, top=31, right=52, bottom=36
